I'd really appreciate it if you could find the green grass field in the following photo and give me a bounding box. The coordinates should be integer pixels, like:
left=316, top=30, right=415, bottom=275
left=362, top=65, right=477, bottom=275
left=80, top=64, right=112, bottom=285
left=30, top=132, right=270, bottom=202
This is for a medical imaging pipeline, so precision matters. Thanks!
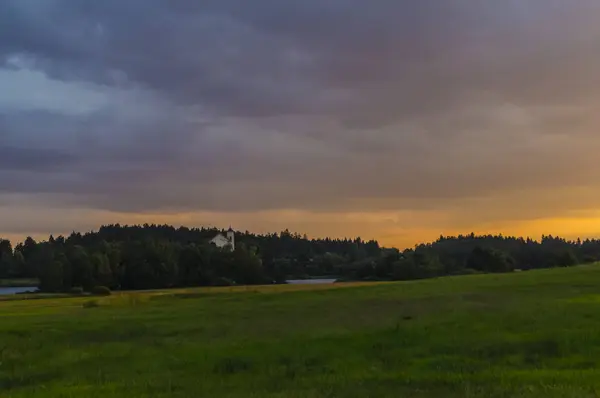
left=2, top=266, right=600, bottom=397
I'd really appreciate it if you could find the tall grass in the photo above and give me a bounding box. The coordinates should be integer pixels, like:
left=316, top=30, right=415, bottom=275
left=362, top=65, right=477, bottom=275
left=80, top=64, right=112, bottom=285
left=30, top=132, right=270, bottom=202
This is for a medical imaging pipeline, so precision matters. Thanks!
left=1, top=265, right=600, bottom=397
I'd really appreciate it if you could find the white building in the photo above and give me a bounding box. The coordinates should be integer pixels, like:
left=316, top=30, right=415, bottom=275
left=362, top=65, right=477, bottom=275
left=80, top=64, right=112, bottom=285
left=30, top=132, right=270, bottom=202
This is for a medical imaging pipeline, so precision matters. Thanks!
left=209, top=227, right=235, bottom=251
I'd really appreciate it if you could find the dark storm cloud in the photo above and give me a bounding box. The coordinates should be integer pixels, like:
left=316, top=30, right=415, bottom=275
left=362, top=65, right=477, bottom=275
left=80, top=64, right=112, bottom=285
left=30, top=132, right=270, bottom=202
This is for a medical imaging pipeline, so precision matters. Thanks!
left=2, top=0, right=600, bottom=220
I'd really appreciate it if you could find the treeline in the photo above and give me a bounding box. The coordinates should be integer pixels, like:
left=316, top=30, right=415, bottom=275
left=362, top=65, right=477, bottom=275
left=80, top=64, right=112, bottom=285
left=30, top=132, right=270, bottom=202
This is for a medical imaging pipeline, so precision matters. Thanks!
left=1, top=226, right=599, bottom=292
left=0, top=224, right=381, bottom=292
left=351, top=234, right=589, bottom=282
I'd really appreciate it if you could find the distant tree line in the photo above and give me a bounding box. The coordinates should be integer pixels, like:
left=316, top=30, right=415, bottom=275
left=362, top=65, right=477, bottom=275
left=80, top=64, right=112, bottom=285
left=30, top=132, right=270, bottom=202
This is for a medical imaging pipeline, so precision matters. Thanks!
left=0, top=224, right=379, bottom=292
left=356, top=234, right=586, bottom=282
left=0, top=226, right=598, bottom=292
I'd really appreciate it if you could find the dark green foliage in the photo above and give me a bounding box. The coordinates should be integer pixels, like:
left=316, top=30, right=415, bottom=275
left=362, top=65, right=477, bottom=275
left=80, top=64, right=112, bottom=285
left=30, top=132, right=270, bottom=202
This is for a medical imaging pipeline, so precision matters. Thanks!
left=1, top=225, right=383, bottom=291
left=16, top=236, right=40, bottom=277
left=12, top=251, right=26, bottom=277
left=556, top=249, right=578, bottom=267
left=69, top=287, right=84, bottom=295
left=90, top=286, right=111, bottom=296
left=90, top=252, right=113, bottom=288
left=68, top=245, right=94, bottom=290
left=1, top=226, right=600, bottom=291
left=467, top=246, right=515, bottom=273
left=38, top=261, right=64, bottom=293
left=392, top=257, right=422, bottom=281
left=0, top=239, right=14, bottom=278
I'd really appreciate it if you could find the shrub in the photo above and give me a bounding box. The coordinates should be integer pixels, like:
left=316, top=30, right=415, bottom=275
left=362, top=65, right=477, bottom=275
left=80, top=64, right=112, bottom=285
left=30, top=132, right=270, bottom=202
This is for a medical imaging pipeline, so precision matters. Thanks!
left=91, top=286, right=111, bottom=296
left=69, top=287, right=84, bottom=295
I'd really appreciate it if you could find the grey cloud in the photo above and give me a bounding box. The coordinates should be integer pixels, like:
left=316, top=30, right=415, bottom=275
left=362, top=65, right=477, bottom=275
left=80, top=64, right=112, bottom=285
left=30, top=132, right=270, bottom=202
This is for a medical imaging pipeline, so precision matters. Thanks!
left=0, top=146, right=76, bottom=172
left=1, top=0, right=600, bottom=223
left=4, top=1, right=600, bottom=119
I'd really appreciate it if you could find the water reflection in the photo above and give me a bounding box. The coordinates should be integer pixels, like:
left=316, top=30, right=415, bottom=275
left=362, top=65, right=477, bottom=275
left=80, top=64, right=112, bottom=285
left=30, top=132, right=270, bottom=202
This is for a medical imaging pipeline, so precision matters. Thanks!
left=0, top=287, right=35, bottom=295
left=285, top=279, right=337, bottom=285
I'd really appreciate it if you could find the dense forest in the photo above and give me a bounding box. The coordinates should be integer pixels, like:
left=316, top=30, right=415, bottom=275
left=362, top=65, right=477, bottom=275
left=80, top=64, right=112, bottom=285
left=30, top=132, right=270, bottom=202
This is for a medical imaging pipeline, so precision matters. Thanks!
left=0, top=225, right=598, bottom=292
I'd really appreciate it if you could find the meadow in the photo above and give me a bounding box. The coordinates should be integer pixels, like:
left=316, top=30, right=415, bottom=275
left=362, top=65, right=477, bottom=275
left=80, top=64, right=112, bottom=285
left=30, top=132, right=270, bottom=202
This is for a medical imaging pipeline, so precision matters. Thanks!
left=2, top=266, right=600, bottom=397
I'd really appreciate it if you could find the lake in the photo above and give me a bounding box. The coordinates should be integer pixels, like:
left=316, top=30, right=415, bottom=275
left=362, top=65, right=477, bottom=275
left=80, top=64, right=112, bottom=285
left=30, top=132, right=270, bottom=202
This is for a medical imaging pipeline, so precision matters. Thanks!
left=286, top=279, right=337, bottom=285
left=0, top=287, right=36, bottom=295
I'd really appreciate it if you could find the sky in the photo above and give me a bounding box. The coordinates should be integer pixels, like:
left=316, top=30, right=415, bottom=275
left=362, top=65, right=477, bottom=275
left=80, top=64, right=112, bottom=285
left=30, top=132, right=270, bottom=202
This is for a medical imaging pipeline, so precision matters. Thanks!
left=2, top=1, right=600, bottom=249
